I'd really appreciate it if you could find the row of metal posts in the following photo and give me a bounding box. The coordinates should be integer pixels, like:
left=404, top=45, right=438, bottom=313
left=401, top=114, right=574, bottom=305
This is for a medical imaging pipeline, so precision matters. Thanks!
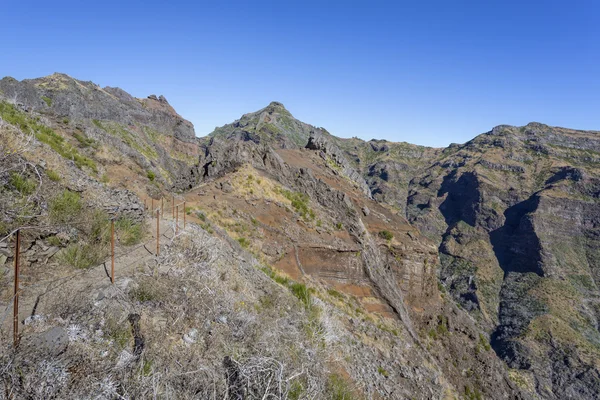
left=12, top=195, right=187, bottom=347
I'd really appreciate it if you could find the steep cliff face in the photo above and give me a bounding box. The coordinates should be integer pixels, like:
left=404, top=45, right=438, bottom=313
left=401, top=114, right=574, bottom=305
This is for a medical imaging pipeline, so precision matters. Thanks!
left=404, top=123, right=600, bottom=398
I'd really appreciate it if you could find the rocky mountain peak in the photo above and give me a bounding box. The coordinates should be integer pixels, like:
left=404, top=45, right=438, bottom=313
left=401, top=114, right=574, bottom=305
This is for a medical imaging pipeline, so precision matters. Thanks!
left=266, top=100, right=286, bottom=111
left=209, top=102, right=312, bottom=149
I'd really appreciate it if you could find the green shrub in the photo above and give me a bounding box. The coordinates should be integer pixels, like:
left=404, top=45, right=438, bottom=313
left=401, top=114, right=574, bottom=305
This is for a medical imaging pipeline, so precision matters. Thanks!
left=57, top=242, right=106, bottom=269
left=46, top=169, right=61, bottom=181
left=478, top=333, right=491, bottom=351
left=141, top=359, right=153, bottom=376
left=73, top=131, right=95, bottom=148
left=379, top=230, right=393, bottom=240
left=100, top=174, right=109, bottom=183
left=335, top=222, right=343, bottom=230
left=41, top=96, right=52, bottom=107
left=377, top=366, right=389, bottom=377
left=49, top=190, right=82, bottom=223
left=327, top=288, right=344, bottom=300
left=326, top=373, right=356, bottom=400
left=237, top=237, right=250, bottom=248
left=105, top=318, right=131, bottom=350
left=465, top=385, right=483, bottom=400
left=115, top=217, right=144, bottom=245
left=288, top=380, right=305, bottom=400
left=47, top=235, right=62, bottom=246
left=196, top=211, right=206, bottom=221
left=201, top=222, right=214, bottom=233
left=274, top=274, right=290, bottom=286
left=290, top=282, right=311, bottom=308
left=88, top=209, right=111, bottom=244
left=130, top=279, right=163, bottom=303
left=9, top=172, right=36, bottom=196
left=147, top=170, right=155, bottom=181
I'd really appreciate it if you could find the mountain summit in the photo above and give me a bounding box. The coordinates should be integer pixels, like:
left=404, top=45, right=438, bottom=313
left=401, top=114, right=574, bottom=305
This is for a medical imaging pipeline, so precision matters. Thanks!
left=208, top=101, right=322, bottom=149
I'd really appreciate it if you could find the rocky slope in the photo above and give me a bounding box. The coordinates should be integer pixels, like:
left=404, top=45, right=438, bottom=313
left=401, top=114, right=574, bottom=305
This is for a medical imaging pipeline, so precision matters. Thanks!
left=403, top=124, right=600, bottom=398
left=0, top=73, right=199, bottom=192
left=1, top=72, right=598, bottom=399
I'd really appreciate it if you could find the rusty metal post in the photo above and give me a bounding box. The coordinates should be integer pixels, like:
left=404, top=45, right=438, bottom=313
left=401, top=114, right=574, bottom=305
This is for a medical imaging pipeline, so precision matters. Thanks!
left=156, top=209, right=160, bottom=255
left=183, top=201, right=186, bottom=229
left=13, top=229, right=20, bottom=347
left=111, top=220, right=115, bottom=284
left=151, top=198, right=154, bottom=218
left=176, top=205, right=179, bottom=235
left=172, top=195, right=175, bottom=218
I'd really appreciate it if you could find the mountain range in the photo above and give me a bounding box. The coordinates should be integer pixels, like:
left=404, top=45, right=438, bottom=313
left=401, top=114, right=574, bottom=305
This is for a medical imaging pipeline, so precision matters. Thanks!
left=0, top=73, right=599, bottom=399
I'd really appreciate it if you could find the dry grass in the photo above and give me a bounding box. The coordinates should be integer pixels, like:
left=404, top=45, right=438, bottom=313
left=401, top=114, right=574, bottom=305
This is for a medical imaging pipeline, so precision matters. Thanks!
left=0, top=224, right=340, bottom=399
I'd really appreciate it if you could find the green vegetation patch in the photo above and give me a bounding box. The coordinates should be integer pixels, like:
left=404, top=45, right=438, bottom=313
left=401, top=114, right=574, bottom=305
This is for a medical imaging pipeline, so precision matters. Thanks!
left=115, top=217, right=144, bottom=245
left=9, top=172, right=36, bottom=196
left=58, top=242, right=107, bottom=269
left=49, top=190, right=82, bottom=223
left=94, top=119, right=158, bottom=160
left=326, top=373, right=357, bottom=400
left=0, top=101, right=97, bottom=172
left=46, top=169, right=61, bottom=181
left=378, top=230, right=393, bottom=240
left=237, top=237, right=250, bottom=248
left=276, top=187, right=315, bottom=220
left=289, top=282, right=312, bottom=308
left=41, top=96, right=52, bottom=107
left=72, top=131, right=96, bottom=148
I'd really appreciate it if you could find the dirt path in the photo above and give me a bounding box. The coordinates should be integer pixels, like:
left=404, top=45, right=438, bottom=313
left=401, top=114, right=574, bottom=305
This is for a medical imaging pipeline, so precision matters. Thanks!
left=0, top=213, right=186, bottom=339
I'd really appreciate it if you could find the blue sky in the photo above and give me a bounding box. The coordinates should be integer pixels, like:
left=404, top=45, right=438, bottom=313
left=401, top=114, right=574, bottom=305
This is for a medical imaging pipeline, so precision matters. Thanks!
left=1, top=0, right=598, bottom=146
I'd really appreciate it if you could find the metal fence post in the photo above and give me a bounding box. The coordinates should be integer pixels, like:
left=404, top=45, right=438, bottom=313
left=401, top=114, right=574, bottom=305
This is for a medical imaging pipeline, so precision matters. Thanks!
left=13, top=229, right=20, bottom=347
left=156, top=209, right=160, bottom=255
left=111, top=220, right=115, bottom=284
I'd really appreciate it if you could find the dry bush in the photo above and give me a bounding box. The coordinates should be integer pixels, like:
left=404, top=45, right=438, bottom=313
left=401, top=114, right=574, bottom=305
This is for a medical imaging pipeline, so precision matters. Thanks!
left=1, top=224, right=337, bottom=399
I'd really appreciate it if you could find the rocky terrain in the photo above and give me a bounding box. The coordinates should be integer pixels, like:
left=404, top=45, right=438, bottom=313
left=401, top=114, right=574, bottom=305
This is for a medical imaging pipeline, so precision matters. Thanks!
left=0, top=72, right=598, bottom=399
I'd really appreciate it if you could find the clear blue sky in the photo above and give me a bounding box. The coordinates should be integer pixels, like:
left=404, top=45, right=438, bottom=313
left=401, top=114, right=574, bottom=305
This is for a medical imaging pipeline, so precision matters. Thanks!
left=1, top=0, right=598, bottom=146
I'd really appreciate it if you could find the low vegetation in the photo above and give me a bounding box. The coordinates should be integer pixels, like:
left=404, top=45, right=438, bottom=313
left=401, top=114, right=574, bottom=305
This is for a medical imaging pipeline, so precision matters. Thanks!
left=49, top=190, right=82, bottom=223
left=115, top=216, right=144, bottom=245
left=9, top=172, right=36, bottom=196
left=46, top=169, right=61, bottom=181
left=57, top=242, right=107, bottom=269
left=41, top=96, right=52, bottom=106
left=379, top=230, right=394, bottom=240
left=277, top=187, right=315, bottom=220
left=0, top=101, right=97, bottom=172
left=326, top=373, right=357, bottom=400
